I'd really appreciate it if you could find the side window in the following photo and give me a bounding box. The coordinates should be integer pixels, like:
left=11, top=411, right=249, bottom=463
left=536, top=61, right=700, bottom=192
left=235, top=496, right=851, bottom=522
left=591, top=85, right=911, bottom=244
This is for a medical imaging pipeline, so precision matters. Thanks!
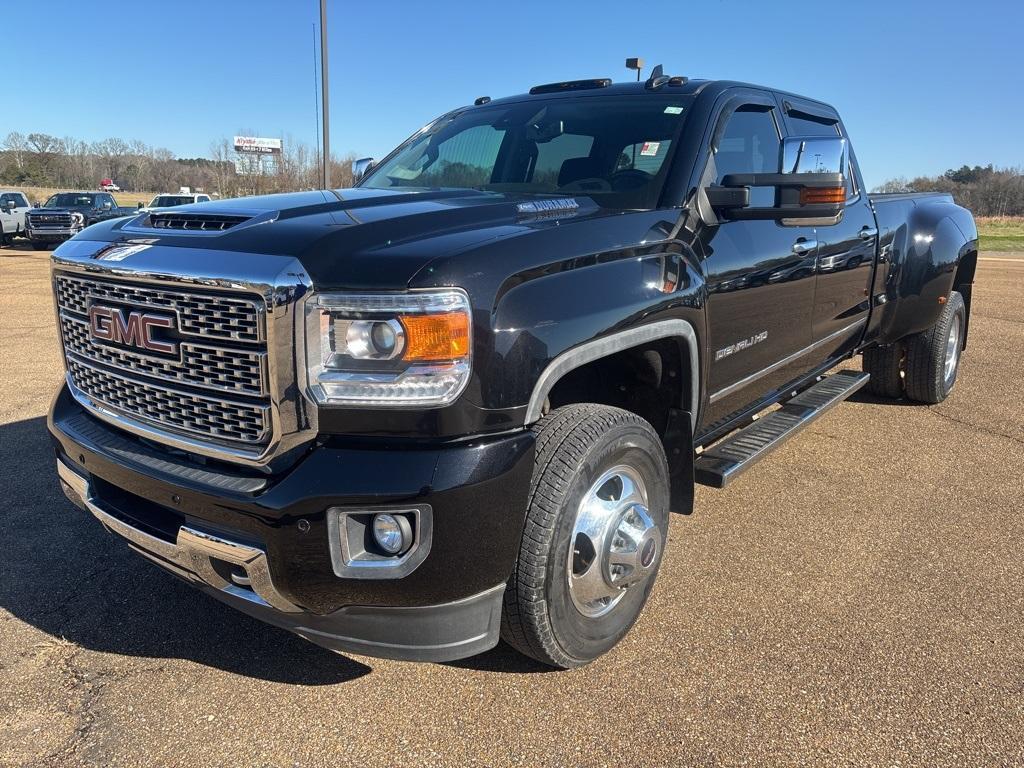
left=714, top=106, right=781, bottom=205
left=198, top=195, right=210, bottom=203
left=786, top=113, right=839, bottom=138
left=15, top=194, right=29, bottom=208
left=0, top=193, right=13, bottom=206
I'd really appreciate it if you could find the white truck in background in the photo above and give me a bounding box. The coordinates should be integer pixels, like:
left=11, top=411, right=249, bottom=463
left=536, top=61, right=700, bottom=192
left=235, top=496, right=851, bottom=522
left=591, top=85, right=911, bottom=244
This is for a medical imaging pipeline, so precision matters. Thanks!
left=0, top=190, right=32, bottom=245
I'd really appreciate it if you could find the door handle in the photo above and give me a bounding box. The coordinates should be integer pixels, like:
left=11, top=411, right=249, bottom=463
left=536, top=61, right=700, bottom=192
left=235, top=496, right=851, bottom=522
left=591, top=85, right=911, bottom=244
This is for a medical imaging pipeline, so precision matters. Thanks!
left=859, top=226, right=878, bottom=240
left=792, top=239, right=817, bottom=255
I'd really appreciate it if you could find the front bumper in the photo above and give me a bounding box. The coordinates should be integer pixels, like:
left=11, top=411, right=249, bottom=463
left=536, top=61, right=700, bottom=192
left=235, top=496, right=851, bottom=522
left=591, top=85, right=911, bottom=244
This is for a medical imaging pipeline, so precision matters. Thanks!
left=49, top=385, right=534, bottom=661
left=28, top=226, right=81, bottom=241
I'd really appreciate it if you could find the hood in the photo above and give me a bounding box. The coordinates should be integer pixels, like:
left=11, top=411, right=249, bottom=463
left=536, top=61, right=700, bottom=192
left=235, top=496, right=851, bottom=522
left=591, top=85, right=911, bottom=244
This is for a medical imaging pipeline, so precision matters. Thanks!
left=30, top=205, right=95, bottom=213
left=69, top=188, right=612, bottom=289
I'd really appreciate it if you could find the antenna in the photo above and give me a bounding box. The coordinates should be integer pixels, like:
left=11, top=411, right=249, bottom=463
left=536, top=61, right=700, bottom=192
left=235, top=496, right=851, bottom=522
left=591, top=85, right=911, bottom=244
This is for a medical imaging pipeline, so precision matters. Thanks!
left=625, top=57, right=644, bottom=81
left=645, top=64, right=670, bottom=89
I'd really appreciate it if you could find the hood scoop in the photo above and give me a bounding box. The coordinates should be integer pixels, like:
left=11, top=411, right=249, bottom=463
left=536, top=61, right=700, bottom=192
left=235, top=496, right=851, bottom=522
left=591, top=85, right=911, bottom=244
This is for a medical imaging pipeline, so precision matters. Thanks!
left=146, top=212, right=251, bottom=231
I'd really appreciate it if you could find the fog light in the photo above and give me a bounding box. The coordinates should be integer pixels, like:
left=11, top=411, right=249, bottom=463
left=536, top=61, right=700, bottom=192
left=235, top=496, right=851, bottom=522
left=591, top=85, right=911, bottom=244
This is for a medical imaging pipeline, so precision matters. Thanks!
left=372, top=513, right=412, bottom=555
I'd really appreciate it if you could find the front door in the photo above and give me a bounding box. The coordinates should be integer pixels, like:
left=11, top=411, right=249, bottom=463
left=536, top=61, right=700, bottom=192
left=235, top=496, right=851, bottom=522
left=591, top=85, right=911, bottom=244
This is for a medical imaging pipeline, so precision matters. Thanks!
left=699, top=97, right=819, bottom=427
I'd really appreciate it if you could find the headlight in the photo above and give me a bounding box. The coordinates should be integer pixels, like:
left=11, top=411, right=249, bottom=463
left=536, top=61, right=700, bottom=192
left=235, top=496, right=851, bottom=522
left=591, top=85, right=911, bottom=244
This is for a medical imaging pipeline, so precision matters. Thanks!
left=305, top=289, right=472, bottom=406
left=70, top=212, right=85, bottom=225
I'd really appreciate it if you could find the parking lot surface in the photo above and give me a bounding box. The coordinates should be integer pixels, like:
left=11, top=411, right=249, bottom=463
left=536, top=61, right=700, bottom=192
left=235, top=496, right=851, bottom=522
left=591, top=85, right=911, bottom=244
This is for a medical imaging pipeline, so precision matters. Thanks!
left=2, top=244, right=1022, bottom=767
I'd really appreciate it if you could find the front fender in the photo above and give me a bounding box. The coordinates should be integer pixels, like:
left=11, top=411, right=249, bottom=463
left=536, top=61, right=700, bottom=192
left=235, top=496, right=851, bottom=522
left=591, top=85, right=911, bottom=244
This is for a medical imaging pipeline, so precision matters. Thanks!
left=488, top=250, right=706, bottom=428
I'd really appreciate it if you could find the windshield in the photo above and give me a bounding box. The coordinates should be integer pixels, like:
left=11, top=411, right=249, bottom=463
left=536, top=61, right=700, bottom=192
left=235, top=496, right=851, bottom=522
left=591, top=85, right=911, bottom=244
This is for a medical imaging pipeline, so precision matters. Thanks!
left=151, top=196, right=193, bottom=207
left=45, top=194, right=97, bottom=208
left=361, top=96, right=692, bottom=209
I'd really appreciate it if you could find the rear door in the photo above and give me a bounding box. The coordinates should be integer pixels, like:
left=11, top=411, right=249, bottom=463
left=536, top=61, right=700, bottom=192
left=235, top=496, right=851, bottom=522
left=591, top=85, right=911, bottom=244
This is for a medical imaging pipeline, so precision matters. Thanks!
left=697, top=91, right=819, bottom=425
left=779, top=99, right=876, bottom=358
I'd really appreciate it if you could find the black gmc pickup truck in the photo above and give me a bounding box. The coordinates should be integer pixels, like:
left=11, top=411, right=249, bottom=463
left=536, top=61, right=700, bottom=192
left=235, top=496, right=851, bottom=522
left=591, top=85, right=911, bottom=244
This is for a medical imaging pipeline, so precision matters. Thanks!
left=27, top=191, right=135, bottom=248
left=49, top=72, right=977, bottom=668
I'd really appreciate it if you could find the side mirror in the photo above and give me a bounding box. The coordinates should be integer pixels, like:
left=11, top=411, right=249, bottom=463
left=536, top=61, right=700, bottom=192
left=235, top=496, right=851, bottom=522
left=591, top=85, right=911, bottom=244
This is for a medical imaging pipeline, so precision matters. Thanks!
left=708, top=136, right=847, bottom=222
left=2, top=200, right=15, bottom=212
left=137, top=202, right=145, bottom=209
left=352, top=157, right=375, bottom=183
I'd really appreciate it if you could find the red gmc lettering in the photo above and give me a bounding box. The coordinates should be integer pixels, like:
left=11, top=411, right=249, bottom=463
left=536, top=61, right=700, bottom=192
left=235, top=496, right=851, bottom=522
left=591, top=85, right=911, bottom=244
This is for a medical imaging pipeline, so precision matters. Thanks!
left=88, top=306, right=177, bottom=355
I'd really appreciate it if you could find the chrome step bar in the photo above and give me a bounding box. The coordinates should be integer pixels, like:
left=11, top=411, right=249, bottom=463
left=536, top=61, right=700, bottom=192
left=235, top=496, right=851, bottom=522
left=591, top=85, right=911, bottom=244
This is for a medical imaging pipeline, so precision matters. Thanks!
left=57, top=459, right=300, bottom=613
left=694, top=370, right=870, bottom=489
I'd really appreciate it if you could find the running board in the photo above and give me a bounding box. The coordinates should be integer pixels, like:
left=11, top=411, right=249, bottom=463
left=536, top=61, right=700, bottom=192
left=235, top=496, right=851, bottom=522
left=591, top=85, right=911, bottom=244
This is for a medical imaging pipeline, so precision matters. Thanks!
left=694, top=370, right=870, bottom=489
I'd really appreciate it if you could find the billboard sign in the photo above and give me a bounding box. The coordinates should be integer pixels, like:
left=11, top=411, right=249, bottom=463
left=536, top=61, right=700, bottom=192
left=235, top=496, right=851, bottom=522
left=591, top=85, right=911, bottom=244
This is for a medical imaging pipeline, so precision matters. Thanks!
left=233, top=136, right=282, bottom=155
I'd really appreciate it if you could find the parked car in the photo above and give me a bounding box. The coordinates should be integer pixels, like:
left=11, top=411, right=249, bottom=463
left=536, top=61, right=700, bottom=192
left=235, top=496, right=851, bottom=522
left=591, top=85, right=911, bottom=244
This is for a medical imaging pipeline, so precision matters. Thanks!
left=48, top=70, right=977, bottom=668
left=26, top=192, right=136, bottom=248
left=137, top=192, right=213, bottom=213
left=0, top=190, right=32, bottom=245
left=99, top=179, right=121, bottom=192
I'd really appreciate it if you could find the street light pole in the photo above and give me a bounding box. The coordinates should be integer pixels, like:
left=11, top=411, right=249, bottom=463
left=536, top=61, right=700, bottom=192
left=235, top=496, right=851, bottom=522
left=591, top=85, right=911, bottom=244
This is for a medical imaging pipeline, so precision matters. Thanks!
left=320, top=0, right=330, bottom=189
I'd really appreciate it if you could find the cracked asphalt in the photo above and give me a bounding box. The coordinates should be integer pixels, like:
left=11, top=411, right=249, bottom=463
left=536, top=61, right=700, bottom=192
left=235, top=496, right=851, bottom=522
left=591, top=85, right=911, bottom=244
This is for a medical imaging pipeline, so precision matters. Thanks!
left=1, top=245, right=1022, bottom=767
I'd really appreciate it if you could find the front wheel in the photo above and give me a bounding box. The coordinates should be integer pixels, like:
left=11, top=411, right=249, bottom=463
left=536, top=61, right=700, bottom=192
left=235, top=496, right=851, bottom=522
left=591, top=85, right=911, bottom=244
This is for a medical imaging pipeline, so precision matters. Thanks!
left=501, top=404, right=671, bottom=668
left=904, top=290, right=966, bottom=404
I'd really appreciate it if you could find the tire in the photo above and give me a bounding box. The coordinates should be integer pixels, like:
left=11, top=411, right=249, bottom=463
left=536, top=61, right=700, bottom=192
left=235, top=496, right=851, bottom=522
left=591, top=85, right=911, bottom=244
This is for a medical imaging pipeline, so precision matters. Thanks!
left=862, top=343, right=905, bottom=398
left=501, top=404, right=671, bottom=668
left=904, top=290, right=966, bottom=404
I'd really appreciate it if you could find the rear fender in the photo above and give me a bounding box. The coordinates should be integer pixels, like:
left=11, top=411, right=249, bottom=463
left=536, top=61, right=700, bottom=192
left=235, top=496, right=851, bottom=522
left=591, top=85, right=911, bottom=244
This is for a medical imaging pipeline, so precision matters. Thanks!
left=875, top=204, right=977, bottom=344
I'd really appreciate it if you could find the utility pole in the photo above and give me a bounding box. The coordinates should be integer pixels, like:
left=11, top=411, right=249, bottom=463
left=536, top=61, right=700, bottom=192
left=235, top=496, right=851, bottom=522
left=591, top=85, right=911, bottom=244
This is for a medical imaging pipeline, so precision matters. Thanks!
left=319, top=0, right=330, bottom=189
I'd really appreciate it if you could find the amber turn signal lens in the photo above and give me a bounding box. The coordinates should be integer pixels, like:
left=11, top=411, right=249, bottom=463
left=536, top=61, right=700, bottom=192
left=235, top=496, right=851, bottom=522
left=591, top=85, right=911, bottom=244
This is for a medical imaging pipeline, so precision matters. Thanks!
left=800, top=186, right=846, bottom=205
left=400, top=313, right=470, bottom=361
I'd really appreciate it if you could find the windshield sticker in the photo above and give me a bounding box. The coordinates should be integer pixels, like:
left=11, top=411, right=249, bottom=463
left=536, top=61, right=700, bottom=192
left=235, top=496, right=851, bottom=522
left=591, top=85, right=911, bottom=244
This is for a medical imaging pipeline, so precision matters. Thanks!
left=640, top=141, right=661, bottom=157
left=664, top=106, right=684, bottom=114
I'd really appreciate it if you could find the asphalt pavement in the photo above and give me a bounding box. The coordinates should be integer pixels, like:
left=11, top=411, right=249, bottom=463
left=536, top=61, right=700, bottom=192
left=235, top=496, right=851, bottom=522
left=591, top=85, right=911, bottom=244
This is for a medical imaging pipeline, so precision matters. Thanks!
left=1, top=244, right=1022, bottom=767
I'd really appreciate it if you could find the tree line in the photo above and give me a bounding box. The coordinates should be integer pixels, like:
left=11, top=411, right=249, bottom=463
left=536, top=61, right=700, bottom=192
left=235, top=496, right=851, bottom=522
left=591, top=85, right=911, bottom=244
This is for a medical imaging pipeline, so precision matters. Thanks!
left=0, top=131, right=356, bottom=197
left=4, top=130, right=1020, bottom=217
left=873, top=165, right=1023, bottom=217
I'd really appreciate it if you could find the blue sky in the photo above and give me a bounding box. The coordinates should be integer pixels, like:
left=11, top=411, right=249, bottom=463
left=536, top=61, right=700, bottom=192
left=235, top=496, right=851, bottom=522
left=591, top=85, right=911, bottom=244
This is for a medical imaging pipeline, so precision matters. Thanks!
left=7, top=0, right=1021, bottom=188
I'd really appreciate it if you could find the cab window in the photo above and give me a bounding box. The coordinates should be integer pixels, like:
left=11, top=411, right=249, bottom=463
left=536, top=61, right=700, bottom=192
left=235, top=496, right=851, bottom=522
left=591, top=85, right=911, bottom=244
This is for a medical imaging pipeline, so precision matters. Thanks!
left=713, top=106, right=781, bottom=206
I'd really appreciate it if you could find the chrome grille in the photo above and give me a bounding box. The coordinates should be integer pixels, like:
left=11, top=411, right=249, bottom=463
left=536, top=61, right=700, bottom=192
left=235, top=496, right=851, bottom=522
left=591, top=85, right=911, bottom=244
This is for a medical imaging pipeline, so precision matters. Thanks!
left=54, top=274, right=262, bottom=342
left=67, top=359, right=269, bottom=443
left=55, top=271, right=271, bottom=448
left=29, top=212, right=73, bottom=229
left=60, top=315, right=266, bottom=396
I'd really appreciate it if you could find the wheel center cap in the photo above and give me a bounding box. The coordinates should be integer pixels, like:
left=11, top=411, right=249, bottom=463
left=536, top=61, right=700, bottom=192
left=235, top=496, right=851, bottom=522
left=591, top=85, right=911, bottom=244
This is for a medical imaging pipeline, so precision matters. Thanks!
left=602, top=504, right=661, bottom=589
left=640, top=538, right=658, bottom=568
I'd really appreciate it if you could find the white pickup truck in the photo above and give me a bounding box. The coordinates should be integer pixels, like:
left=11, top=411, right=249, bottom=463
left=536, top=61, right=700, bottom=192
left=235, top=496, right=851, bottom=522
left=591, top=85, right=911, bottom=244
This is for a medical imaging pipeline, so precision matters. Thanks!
left=0, top=190, right=32, bottom=245
left=137, top=192, right=212, bottom=213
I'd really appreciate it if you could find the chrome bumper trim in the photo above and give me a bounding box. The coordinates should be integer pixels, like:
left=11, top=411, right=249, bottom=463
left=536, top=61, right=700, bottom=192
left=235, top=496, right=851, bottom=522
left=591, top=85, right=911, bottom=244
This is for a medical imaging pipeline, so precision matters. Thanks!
left=57, top=458, right=300, bottom=613
left=28, top=227, right=80, bottom=237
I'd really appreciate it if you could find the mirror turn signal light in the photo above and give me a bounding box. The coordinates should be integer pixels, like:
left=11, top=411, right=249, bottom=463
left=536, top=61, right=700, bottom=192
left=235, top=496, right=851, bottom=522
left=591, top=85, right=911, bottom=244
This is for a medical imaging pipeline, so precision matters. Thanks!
left=800, top=186, right=846, bottom=205
left=400, top=312, right=471, bottom=361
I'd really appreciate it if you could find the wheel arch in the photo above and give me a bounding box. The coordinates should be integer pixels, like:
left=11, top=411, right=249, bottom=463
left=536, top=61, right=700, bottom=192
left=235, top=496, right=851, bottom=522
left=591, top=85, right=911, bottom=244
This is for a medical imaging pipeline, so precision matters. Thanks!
left=524, top=320, right=700, bottom=431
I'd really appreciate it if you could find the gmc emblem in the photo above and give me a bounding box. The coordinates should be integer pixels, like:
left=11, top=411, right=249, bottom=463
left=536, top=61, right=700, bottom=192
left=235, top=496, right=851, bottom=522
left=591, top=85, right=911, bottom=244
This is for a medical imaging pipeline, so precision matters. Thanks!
left=88, top=305, right=178, bottom=355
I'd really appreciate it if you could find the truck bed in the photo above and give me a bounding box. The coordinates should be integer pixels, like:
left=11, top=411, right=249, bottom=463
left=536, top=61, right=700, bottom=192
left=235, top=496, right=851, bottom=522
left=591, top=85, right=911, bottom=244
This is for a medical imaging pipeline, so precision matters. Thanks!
left=868, top=191, right=953, bottom=203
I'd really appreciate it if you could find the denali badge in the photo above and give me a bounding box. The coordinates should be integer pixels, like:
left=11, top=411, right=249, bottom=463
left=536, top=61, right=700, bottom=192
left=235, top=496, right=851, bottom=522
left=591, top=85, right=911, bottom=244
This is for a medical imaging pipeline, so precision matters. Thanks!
left=715, top=331, right=768, bottom=361
left=88, top=305, right=177, bottom=355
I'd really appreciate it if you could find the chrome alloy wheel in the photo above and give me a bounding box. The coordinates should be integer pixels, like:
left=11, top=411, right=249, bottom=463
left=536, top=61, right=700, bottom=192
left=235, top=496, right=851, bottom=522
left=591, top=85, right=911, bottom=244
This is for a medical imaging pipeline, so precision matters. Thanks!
left=567, top=465, right=662, bottom=618
left=944, top=314, right=962, bottom=388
